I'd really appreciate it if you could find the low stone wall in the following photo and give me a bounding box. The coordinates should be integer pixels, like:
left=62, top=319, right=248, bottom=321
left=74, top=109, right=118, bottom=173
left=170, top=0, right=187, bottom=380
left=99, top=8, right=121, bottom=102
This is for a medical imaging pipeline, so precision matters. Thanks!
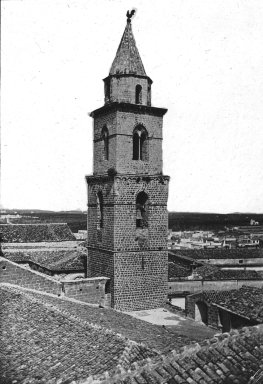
left=0, top=257, right=61, bottom=295
left=204, top=258, right=263, bottom=268
left=169, top=279, right=263, bottom=294
left=0, top=257, right=109, bottom=306
left=62, top=277, right=110, bottom=306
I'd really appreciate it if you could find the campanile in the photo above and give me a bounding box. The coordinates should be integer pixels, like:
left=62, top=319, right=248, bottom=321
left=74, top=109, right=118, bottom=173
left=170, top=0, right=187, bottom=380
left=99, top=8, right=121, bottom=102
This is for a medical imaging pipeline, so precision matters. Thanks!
left=86, top=11, right=170, bottom=311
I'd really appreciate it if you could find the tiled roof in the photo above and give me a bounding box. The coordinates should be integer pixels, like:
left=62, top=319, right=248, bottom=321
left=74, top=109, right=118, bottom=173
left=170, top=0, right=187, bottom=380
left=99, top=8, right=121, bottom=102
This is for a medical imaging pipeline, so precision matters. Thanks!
left=0, top=223, right=76, bottom=243
left=169, top=248, right=263, bottom=260
left=168, top=262, right=189, bottom=279
left=195, top=263, right=220, bottom=277
left=168, top=254, right=262, bottom=281
left=96, top=325, right=263, bottom=384
left=0, top=284, right=157, bottom=383
left=169, top=251, right=199, bottom=265
left=204, top=286, right=263, bottom=323
left=203, top=269, right=262, bottom=281
left=3, top=249, right=86, bottom=271
left=9, top=287, right=213, bottom=354
left=202, top=289, right=238, bottom=304
left=109, top=21, right=147, bottom=76
left=2, top=284, right=262, bottom=383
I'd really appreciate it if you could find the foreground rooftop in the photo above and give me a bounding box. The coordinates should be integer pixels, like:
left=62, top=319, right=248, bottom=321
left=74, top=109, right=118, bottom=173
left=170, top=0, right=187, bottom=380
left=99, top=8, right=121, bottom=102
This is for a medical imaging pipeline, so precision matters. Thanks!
left=0, top=223, right=76, bottom=243
left=1, top=283, right=262, bottom=383
left=0, top=284, right=157, bottom=383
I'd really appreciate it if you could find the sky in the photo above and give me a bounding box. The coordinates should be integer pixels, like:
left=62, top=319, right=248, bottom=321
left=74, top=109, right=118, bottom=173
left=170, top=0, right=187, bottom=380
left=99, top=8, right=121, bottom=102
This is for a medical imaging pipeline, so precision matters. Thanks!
left=1, top=0, right=263, bottom=213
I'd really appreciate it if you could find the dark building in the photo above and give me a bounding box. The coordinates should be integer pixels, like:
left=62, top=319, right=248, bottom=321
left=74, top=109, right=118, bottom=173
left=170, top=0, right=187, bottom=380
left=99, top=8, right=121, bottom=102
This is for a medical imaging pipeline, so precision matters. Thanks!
left=186, top=286, right=263, bottom=332
left=86, top=14, right=170, bottom=311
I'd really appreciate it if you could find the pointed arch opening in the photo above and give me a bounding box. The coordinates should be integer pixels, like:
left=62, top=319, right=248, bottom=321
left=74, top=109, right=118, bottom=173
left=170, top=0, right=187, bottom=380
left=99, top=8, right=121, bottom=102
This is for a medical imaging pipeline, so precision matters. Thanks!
left=97, top=191, right=103, bottom=229
left=136, top=191, right=149, bottom=228
left=104, top=78, right=111, bottom=103
left=135, top=84, right=142, bottom=104
left=133, top=125, right=148, bottom=161
left=101, top=126, right=109, bottom=160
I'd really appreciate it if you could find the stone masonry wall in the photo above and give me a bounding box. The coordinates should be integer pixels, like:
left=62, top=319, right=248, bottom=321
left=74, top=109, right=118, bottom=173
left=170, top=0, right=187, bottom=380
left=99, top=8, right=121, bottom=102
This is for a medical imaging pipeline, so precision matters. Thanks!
left=87, top=249, right=114, bottom=279
left=208, top=305, right=220, bottom=328
left=86, top=173, right=169, bottom=311
left=0, top=257, right=109, bottom=306
left=87, top=177, right=114, bottom=250
left=113, top=175, right=169, bottom=251
left=86, top=248, right=114, bottom=306
left=87, top=174, right=169, bottom=251
left=0, top=257, right=61, bottom=295
left=113, top=250, right=168, bottom=311
left=115, top=110, right=163, bottom=175
left=186, top=292, right=220, bottom=329
left=109, top=76, right=150, bottom=105
left=93, top=109, right=164, bottom=175
left=168, top=279, right=263, bottom=294
left=201, top=258, right=263, bottom=268
left=62, top=277, right=109, bottom=305
left=93, top=111, right=117, bottom=175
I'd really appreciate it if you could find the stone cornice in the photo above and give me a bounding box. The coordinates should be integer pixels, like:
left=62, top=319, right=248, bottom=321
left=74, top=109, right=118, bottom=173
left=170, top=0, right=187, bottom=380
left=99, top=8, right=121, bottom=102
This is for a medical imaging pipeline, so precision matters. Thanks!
left=89, top=102, right=167, bottom=118
left=103, top=74, right=153, bottom=84
left=87, top=245, right=168, bottom=253
left=85, top=174, right=170, bottom=183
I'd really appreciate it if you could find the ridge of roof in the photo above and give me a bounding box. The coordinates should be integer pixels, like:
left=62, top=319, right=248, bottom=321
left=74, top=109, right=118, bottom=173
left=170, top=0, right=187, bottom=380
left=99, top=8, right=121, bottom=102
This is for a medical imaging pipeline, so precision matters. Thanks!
left=0, top=283, right=116, bottom=337
left=0, top=284, right=158, bottom=382
left=3, top=249, right=86, bottom=271
left=1, top=283, right=161, bottom=356
left=90, top=325, right=263, bottom=383
left=0, top=223, right=76, bottom=242
left=109, top=22, right=146, bottom=76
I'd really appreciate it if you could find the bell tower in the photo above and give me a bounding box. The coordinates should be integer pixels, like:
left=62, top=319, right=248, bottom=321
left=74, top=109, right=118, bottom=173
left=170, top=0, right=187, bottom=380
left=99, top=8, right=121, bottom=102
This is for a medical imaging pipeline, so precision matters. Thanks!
left=86, top=11, right=170, bottom=311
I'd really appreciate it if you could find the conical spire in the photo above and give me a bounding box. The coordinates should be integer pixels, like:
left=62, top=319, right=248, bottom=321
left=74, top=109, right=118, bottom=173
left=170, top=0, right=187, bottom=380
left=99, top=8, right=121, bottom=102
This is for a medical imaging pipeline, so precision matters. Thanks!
left=109, top=20, right=147, bottom=76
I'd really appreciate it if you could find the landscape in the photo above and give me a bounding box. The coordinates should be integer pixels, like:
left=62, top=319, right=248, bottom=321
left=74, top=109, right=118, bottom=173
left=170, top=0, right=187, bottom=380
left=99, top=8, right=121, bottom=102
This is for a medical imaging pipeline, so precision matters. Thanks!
left=2, top=209, right=263, bottom=232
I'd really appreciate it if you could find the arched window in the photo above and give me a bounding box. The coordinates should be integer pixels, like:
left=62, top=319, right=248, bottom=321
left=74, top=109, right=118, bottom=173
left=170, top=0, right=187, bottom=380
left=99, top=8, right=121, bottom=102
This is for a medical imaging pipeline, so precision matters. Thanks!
left=135, top=84, right=142, bottom=104
left=136, top=191, right=149, bottom=228
left=133, top=126, right=148, bottom=161
left=101, top=126, right=109, bottom=160
left=104, top=78, right=110, bottom=103
left=97, top=191, right=103, bottom=229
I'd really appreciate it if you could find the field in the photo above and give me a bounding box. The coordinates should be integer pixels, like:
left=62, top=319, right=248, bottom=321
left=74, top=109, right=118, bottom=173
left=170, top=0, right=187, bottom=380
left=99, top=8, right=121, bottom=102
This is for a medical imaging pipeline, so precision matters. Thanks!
left=1, top=210, right=263, bottom=233
left=168, top=212, right=263, bottom=231
left=1, top=210, right=87, bottom=233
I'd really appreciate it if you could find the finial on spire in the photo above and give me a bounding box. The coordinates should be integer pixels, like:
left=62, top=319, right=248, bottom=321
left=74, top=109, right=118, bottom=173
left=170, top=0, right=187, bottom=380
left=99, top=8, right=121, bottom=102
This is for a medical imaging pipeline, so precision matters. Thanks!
left=126, top=9, right=135, bottom=23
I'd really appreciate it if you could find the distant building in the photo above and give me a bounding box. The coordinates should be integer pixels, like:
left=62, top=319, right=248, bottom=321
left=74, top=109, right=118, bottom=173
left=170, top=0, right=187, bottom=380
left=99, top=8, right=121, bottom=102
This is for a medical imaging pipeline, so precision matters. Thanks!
left=169, top=248, right=263, bottom=271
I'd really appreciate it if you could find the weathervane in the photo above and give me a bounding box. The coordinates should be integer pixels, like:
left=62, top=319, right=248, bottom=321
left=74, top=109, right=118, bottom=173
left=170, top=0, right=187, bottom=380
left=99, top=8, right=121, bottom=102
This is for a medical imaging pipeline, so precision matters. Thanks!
left=126, top=9, right=135, bottom=23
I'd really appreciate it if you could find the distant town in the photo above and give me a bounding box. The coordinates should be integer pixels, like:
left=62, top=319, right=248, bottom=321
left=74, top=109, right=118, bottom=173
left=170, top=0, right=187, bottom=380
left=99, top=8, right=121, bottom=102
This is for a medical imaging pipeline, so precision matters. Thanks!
left=1, top=209, right=263, bottom=247
left=168, top=218, right=263, bottom=250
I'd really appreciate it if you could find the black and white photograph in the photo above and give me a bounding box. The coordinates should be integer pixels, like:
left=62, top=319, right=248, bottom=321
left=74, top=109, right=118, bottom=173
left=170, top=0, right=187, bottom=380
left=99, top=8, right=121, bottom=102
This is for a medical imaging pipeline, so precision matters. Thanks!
left=1, top=1, right=263, bottom=383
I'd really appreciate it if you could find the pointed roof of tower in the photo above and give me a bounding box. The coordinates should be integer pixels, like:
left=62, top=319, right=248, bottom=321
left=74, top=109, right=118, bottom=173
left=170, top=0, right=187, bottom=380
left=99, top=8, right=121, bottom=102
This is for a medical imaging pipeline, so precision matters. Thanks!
left=109, top=20, right=147, bottom=76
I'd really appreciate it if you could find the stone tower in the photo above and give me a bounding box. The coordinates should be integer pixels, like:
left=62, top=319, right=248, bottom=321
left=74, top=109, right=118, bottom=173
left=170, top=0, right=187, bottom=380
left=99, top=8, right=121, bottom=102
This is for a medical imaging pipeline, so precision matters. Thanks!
left=86, top=12, right=170, bottom=311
